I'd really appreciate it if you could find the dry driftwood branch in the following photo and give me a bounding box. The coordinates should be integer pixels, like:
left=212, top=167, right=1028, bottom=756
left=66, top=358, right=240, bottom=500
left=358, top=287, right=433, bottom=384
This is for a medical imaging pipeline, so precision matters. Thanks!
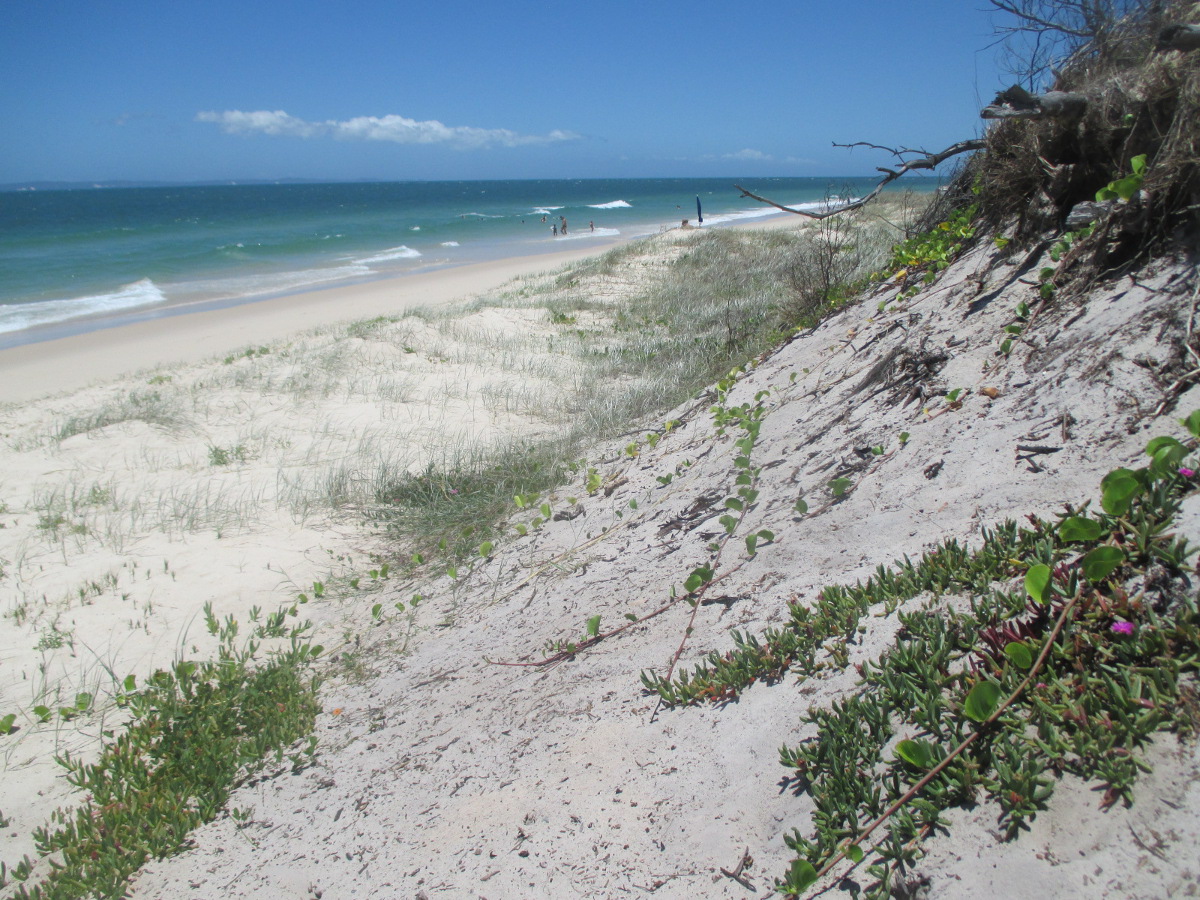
left=1158, top=23, right=1200, bottom=52
left=735, top=138, right=985, bottom=220
left=981, top=84, right=1088, bottom=119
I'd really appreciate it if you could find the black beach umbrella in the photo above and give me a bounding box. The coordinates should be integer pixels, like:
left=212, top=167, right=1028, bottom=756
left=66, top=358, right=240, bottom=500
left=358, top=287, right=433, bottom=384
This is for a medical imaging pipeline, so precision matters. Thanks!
left=696, top=195, right=703, bottom=225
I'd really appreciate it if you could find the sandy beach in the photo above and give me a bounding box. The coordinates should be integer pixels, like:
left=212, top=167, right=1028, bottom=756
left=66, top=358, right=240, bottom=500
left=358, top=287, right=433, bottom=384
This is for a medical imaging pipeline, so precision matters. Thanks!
left=0, top=217, right=797, bottom=886
left=0, top=240, right=623, bottom=404
left=2, top=207, right=1198, bottom=899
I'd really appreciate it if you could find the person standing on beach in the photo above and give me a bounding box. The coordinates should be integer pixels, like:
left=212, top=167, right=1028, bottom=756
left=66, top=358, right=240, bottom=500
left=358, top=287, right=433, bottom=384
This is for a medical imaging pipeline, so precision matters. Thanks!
left=561, top=216, right=568, bottom=235
left=552, top=223, right=558, bottom=237
left=589, top=220, right=594, bottom=232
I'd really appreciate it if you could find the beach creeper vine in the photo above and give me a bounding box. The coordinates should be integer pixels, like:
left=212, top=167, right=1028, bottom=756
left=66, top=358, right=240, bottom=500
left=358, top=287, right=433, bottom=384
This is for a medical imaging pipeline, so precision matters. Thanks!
left=0, top=605, right=323, bottom=899
left=490, top=368, right=775, bottom=673
left=648, top=411, right=1200, bottom=899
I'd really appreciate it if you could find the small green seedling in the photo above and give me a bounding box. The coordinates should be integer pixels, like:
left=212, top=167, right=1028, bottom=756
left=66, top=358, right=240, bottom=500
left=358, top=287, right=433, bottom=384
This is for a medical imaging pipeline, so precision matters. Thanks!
left=1096, top=154, right=1147, bottom=202
left=745, top=529, right=774, bottom=557
left=683, top=565, right=714, bottom=594
left=828, top=477, right=852, bottom=498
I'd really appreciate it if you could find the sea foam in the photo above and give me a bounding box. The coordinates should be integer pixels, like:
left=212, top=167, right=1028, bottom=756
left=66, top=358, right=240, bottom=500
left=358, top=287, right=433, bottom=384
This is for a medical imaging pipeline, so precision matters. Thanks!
left=167, top=264, right=374, bottom=304
left=588, top=200, right=631, bottom=209
left=700, top=198, right=857, bottom=226
left=358, top=245, right=422, bottom=264
left=0, top=278, right=167, bottom=334
left=556, top=227, right=621, bottom=241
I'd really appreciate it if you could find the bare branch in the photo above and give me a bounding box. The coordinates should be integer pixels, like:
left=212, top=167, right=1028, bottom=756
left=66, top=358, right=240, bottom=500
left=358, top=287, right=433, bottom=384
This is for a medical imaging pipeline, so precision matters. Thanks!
left=987, top=0, right=1095, bottom=39
left=984, top=1, right=1152, bottom=86
left=832, top=141, right=930, bottom=161
left=735, top=139, right=985, bottom=220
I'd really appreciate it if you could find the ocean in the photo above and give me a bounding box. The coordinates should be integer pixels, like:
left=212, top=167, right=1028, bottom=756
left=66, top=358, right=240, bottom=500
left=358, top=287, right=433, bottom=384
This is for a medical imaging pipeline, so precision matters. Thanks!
left=0, top=177, right=932, bottom=347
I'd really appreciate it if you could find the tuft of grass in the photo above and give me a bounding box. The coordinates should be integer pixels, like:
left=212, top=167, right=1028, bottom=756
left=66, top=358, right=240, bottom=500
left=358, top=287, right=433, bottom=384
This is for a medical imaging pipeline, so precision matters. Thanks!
left=373, top=439, right=578, bottom=560
left=53, top=390, right=189, bottom=442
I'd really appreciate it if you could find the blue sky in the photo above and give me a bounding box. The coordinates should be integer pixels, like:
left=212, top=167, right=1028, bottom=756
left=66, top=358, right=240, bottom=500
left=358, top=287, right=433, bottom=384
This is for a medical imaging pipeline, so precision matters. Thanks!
left=1, top=1, right=1015, bottom=184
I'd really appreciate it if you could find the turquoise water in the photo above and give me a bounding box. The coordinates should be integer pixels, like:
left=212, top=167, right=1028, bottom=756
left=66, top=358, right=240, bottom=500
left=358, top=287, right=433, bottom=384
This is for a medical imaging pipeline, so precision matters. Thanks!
left=0, top=177, right=932, bottom=345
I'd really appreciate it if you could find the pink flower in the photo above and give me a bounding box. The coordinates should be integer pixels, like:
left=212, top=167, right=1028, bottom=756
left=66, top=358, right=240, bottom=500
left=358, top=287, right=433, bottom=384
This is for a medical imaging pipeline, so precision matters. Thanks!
left=1179, top=468, right=1195, bottom=478
left=1111, top=621, right=1135, bottom=635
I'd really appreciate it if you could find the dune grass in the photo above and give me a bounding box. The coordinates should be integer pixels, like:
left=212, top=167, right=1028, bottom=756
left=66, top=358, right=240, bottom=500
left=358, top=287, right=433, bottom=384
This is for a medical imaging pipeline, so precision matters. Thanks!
left=364, top=204, right=912, bottom=560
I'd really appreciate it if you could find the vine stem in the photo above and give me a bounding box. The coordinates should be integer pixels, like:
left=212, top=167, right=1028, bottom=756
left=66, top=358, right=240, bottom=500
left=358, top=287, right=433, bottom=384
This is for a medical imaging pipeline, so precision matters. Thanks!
left=483, top=563, right=744, bottom=669
left=803, top=589, right=1081, bottom=895
left=648, top=465, right=761, bottom=719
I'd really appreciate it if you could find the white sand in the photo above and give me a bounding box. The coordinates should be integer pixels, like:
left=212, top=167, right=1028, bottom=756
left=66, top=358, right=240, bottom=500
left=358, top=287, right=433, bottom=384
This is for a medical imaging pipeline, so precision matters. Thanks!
left=2, top=215, right=1197, bottom=899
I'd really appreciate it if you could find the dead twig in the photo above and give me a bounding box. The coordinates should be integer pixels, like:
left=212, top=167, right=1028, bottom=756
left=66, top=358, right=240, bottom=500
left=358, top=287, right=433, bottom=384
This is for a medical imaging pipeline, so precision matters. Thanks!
left=719, top=846, right=756, bottom=890
left=735, top=139, right=985, bottom=221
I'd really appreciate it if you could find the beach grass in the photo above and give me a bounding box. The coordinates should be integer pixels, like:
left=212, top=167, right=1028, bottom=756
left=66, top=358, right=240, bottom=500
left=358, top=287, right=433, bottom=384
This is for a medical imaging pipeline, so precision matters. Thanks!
left=362, top=203, right=911, bottom=560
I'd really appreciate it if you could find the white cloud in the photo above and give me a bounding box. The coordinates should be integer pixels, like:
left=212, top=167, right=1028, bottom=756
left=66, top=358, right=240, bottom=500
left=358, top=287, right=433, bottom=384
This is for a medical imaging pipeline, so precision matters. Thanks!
left=723, top=148, right=773, bottom=161
left=196, top=109, right=321, bottom=137
left=196, top=109, right=579, bottom=149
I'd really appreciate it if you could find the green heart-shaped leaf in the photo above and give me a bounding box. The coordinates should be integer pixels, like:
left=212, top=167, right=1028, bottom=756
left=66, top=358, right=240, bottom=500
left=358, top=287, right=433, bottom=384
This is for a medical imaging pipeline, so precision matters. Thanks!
left=1100, top=468, right=1143, bottom=516
left=1004, top=641, right=1033, bottom=670
left=1146, top=435, right=1185, bottom=456
left=1181, top=410, right=1200, bottom=439
left=963, top=681, right=1002, bottom=723
left=895, top=739, right=935, bottom=769
left=787, top=860, right=819, bottom=892
left=1025, top=564, right=1051, bottom=604
left=1059, top=517, right=1103, bottom=542
left=1082, top=546, right=1126, bottom=581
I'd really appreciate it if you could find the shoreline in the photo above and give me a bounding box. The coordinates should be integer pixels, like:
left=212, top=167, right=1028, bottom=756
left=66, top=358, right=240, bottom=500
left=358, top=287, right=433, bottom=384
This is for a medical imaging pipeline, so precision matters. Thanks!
left=0, top=214, right=801, bottom=404
left=0, top=239, right=619, bottom=404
